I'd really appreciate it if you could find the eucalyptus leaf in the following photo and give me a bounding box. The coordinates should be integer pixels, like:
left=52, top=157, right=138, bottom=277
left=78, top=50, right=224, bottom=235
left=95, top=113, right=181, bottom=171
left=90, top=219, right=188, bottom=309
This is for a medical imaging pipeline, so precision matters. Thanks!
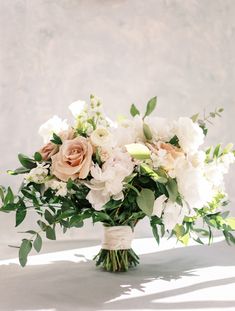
left=144, top=96, right=157, bottom=118
left=166, top=179, right=178, bottom=202
left=19, top=239, right=32, bottom=267
left=45, top=209, right=54, bottom=225
left=46, top=226, right=56, bottom=240
left=130, top=104, right=140, bottom=117
left=136, top=188, right=155, bottom=216
left=33, top=234, right=42, bottom=252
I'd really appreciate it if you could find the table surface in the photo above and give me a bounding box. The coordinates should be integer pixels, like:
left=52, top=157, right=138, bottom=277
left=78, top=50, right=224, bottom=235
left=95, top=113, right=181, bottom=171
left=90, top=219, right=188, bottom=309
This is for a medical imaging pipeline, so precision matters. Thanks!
left=0, top=237, right=235, bottom=311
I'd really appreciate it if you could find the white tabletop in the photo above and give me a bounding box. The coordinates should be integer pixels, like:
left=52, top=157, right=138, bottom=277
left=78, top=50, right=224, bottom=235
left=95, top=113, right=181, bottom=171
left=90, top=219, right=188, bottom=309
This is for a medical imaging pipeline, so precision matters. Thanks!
left=0, top=237, right=235, bottom=311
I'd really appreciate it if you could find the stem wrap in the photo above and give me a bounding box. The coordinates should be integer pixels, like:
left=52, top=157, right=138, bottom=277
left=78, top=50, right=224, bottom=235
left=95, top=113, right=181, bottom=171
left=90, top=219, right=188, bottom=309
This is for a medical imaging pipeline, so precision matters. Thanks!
left=102, top=226, right=134, bottom=250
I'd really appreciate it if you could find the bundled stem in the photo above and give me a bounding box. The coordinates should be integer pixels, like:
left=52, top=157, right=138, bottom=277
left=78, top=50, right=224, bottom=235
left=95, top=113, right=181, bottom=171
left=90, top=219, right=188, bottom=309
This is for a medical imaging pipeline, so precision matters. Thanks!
left=94, top=248, right=139, bottom=272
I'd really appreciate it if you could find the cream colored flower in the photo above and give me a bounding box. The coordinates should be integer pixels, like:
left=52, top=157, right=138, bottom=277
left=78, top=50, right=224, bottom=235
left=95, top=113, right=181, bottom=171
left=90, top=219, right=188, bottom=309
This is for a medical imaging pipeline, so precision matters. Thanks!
left=90, top=127, right=112, bottom=147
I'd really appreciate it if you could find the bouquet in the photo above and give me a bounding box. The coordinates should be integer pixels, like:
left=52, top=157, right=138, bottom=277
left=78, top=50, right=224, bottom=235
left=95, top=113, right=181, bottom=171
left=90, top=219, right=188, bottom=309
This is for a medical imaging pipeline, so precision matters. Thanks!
left=1, top=95, right=235, bottom=272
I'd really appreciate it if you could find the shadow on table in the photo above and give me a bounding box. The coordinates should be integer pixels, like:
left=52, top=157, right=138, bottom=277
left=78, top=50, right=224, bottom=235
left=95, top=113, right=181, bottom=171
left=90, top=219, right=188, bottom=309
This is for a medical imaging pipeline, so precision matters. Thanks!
left=0, top=240, right=235, bottom=311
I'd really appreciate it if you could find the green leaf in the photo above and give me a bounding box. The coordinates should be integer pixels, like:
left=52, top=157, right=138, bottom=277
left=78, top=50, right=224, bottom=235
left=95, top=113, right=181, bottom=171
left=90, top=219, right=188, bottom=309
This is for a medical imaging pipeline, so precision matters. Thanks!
left=151, top=224, right=160, bottom=244
left=130, top=104, right=140, bottom=117
left=95, top=148, right=102, bottom=165
left=125, top=143, right=150, bottom=160
left=226, top=218, right=235, bottom=230
left=34, top=152, right=42, bottom=162
left=136, top=188, right=155, bottom=216
left=15, top=208, right=27, bottom=227
left=174, top=224, right=185, bottom=238
left=37, top=220, right=47, bottom=231
left=0, top=203, right=18, bottom=213
left=168, top=135, right=180, bottom=148
left=22, top=230, right=37, bottom=235
left=50, top=133, right=62, bottom=145
left=45, top=209, right=54, bottom=225
left=143, top=123, right=152, bottom=140
left=7, top=167, right=30, bottom=175
left=33, top=234, right=42, bottom=252
left=18, top=154, right=36, bottom=169
left=94, top=212, right=114, bottom=224
left=144, top=96, right=157, bottom=118
left=0, top=186, right=4, bottom=202
left=213, top=144, right=221, bottom=158
left=4, top=187, right=14, bottom=204
left=46, top=226, right=56, bottom=240
left=179, top=233, right=190, bottom=245
left=140, top=163, right=168, bottom=184
left=166, top=179, right=178, bottom=202
left=191, top=113, right=199, bottom=122
left=67, top=178, right=73, bottom=190
left=19, top=239, right=32, bottom=267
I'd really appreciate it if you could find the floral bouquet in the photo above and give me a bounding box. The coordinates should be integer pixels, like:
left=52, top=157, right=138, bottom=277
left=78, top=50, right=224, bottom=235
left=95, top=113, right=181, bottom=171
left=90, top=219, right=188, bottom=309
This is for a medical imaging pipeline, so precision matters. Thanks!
left=1, top=95, right=235, bottom=272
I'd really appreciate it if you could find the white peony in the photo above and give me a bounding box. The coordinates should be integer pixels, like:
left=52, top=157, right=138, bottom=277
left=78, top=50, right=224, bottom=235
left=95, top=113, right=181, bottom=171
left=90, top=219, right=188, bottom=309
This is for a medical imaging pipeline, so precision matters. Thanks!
left=188, top=150, right=206, bottom=168
left=45, top=179, right=68, bottom=197
left=68, top=100, right=86, bottom=117
left=90, top=127, right=113, bottom=147
left=175, top=157, right=213, bottom=209
left=38, top=115, right=69, bottom=143
left=86, top=149, right=134, bottom=210
left=175, top=117, right=204, bottom=153
left=145, top=116, right=174, bottom=142
left=25, top=163, right=49, bottom=184
left=113, top=116, right=144, bottom=147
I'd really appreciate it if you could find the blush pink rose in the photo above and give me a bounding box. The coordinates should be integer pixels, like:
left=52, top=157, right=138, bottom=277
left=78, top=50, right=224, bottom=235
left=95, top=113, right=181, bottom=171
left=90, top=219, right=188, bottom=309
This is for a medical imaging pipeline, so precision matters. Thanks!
left=39, top=142, right=58, bottom=161
left=51, top=136, right=93, bottom=181
left=59, top=127, right=76, bottom=141
left=39, top=128, right=76, bottom=161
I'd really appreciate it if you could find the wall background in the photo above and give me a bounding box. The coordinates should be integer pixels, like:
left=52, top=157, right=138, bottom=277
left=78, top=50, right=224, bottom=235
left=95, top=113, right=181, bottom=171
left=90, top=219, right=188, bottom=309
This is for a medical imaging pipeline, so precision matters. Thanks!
left=0, top=0, right=235, bottom=247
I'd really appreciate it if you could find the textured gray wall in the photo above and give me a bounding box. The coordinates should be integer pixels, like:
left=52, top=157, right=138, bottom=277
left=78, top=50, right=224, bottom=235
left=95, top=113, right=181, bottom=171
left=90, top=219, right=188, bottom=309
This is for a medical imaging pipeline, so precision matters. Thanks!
left=0, top=0, right=235, bottom=245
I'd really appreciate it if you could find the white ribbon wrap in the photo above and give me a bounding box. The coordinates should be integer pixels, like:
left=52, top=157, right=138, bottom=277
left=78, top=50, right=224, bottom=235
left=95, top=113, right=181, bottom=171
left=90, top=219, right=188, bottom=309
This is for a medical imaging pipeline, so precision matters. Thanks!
left=102, top=226, right=134, bottom=250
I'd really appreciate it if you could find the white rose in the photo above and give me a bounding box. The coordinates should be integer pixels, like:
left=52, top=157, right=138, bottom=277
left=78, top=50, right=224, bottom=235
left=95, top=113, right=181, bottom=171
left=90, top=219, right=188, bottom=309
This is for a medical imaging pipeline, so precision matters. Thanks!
left=68, top=100, right=86, bottom=117
left=90, top=127, right=113, bottom=147
left=175, top=117, right=204, bottom=153
left=38, top=115, right=69, bottom=144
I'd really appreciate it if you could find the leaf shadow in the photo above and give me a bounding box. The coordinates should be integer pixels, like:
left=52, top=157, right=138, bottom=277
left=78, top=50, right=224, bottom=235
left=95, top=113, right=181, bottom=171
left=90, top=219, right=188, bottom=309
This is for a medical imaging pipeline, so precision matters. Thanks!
left=0, top=240, right=235, bottom=311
